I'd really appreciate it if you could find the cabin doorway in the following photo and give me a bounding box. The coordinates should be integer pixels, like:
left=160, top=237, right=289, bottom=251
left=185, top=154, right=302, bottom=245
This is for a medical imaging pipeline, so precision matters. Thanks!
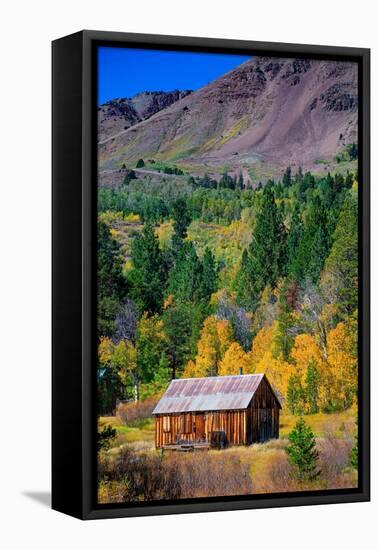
left=258, top=408, right=273, bottom=442
left=194, top=413, right=206, bottom=442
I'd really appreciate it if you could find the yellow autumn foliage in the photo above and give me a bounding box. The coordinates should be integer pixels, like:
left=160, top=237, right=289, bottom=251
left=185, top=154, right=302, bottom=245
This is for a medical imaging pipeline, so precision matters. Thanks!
left=290, top=333, right=325, bottom=377
left=183, top=315, right=233, bottom=377
left=181, top=314, right=358, bottom=413
left=255, top=351, right=295, bottom=399
left=327, top=321, right=357, bottom=408
left=98, top=336, right=137, bottom=387
left=219, top=342, right=255, bottom=376
left=250, top=322, right=277, bottom=365
left=182, top=359, right=204, bottom=378
left=98, top=336, right=114, bottom=365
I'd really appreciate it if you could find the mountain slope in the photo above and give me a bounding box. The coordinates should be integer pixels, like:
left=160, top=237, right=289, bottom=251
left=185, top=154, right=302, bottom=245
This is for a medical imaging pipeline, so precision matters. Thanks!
left=98, top=90, right=192, bottom=143
left=98, top=57, right=358, bottom=174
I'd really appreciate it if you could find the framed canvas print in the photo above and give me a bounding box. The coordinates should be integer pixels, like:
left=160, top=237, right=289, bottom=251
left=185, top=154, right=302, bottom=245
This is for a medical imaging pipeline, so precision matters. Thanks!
left=52, top=30, right=370, bottom=520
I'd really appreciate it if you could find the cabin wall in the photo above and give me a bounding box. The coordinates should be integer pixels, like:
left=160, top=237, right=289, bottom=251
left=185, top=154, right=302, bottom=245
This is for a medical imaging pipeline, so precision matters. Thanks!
left=155, top=410, right=247, bottom=448
left=248, top=377, right=280, bottom=443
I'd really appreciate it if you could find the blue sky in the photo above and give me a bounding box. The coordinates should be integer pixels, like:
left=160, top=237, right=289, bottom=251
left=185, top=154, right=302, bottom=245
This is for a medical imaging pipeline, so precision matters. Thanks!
left=98, top=47, right=251, bottom=105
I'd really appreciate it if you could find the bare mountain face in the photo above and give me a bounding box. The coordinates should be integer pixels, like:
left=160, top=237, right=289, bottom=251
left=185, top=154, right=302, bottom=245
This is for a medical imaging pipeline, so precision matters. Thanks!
left=98, top=90, right=192, bottom=143
left=98, top=57, right=358, bottom=175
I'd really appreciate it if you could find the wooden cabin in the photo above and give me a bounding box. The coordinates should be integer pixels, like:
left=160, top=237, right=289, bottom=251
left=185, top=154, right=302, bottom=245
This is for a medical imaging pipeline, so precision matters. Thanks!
left=152, top=373, right=281, bottom=449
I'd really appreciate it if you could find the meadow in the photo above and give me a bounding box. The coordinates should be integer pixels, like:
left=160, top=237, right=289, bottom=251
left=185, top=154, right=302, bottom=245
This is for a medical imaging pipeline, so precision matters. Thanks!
left=98, top=406, right=357, bottom=503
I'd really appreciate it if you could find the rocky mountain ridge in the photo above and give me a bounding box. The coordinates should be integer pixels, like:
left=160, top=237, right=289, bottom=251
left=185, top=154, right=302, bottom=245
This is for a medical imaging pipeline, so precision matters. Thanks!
left=98, top=90, right=192, bottom=143
left=98, top=56, right=358, bottom=175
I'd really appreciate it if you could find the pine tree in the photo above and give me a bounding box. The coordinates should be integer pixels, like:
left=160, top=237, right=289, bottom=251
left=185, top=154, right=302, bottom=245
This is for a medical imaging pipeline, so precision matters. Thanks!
left=282, top=166, right=292, bottom=187
left=273, top=281, right=295, bottom=361
left=171, top=197, right=192, bottom=253
left=286, top=418, right=320, bottom=481
left=168, top=241, right=203, bottom=303
left=200, top=247, right=217, bottom=301
left=350, top=420, right=358, bottom=470
left=237, top=171, right=244, bottom=190
left=236, top=188, right=287, bottom=308
left=295, top=166, right=303, bottom=185
left=235, top=249, right=259, bottom=309
left=303, top=171, right=315, bottom=190
left=318, top=172, right=334, bottom=208
left=296, top=195, right=329, bottom=283
left=305, top=360, right=320, bottom=414
left=287, top=202, right=304, bottom=280
left=97, top=220, right=126, bottom=337
left=97, top=424, right=117, bottom=452
left=129, top=222, right=166, bottom=315
left=322, top=190, right=358, bottom=316
left=287, top=374, right=306, bottom=415
left=163, top=301, right=198, bottom=379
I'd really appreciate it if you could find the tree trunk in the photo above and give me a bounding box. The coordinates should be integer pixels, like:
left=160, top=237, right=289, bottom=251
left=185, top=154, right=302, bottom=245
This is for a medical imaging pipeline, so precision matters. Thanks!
left=133, top=371, right=139, bottom=402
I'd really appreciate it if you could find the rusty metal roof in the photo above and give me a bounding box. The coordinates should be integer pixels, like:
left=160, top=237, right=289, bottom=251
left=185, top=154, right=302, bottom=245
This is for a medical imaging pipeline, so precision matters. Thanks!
left=152, top=374, right=266, bottom=414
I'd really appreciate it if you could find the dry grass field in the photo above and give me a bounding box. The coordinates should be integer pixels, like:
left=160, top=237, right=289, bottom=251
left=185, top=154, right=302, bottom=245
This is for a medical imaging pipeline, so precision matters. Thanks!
left=98, top=407, right=357, bottom=503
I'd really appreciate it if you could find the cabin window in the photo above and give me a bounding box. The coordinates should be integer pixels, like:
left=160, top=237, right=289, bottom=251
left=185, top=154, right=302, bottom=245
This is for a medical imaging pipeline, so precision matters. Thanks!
left=180, top=413, right=192, bottom=434
left=162, top=416, right=171, bottom=432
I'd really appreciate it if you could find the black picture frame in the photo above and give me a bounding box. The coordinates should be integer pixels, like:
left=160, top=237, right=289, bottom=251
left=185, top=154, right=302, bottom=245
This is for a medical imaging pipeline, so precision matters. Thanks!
left=52, top=30, right=370, bottom=520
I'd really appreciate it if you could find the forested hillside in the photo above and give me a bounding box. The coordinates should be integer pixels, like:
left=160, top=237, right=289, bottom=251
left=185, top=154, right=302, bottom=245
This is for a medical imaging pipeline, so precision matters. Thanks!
left=97, top=165, right=358, bottom=415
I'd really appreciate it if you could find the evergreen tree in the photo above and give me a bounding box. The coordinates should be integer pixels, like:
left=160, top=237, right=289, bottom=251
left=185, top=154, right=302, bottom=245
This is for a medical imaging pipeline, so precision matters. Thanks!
left=282, top=166, right=292, bottom=187
left=345, top=171, right=354, bottom=188
left=295, top=167, right=308, bottom=200
left=136, top=158, right=145, bottom=168
left=163, top=301, right=203, bottom=379
left=218, top=171, right=235, bottom=190
left=274, top=181, right=284, bottom=199
left=296, top=195, right=329, bottom=283
left=97, top=220, right=126, bottom=337
left=129, top=222, right=166, bottom=315
left=350, top=419, right=358, bottom=470
left=287, top=202, right=304, bottom=279
left=200, top=247, right=217, bottom=301
left=318, top=172, right=335, bottom=208
left=122, top=169, right=136, bottom=186
left=287, top=374, right=306, bottom=415
left=305, top=360, right=320, bottom=414
left=251, top=188, right=287, bottom=288
left=295, top=166, right=303, bottom=185
left=303, top=171, right=315, bottom=190
left=286, top=418, right=320, bottom=481
left=168, top=241, right=203, bottom=303
left=171, top=197, right=192, bottom=253
left=97, top=424, right=117, bottom=452
left=235, top=249, right=259, bottom=310
left=237, top=171, right=244, bottom=190
left=322, top=190, right=358, bottom=316
left=236, top=188, right=287, bottom=308
left=273, top=281, right=296, bottom=361
left=348, top=142, right=358, bottom=160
